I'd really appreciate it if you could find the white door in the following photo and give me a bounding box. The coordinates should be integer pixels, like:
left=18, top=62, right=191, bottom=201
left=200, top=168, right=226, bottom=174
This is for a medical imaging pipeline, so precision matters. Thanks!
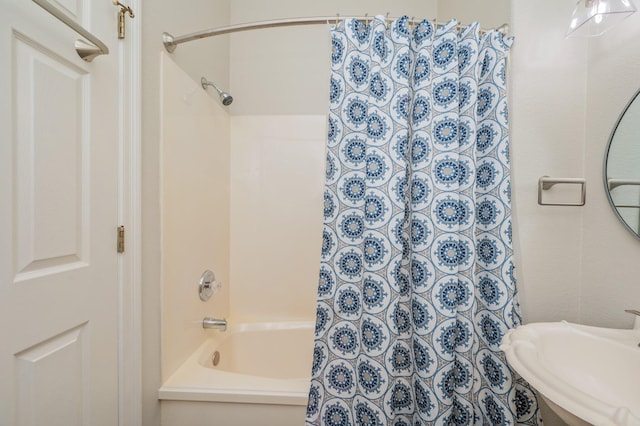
left=0, top=0, right=123, bottom=424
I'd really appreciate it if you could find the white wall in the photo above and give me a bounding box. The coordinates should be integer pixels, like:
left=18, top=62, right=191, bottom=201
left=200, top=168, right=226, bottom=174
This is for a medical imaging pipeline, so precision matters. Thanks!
left=509, top=0, right=587, bottom=325
left=509, top=5, right=640, bottom=424
left=510, top=0, right=640, bottom=330
left=438, top=0, right=510, bottom=29
left=160, top=53, right=230, bottom=380
left=582, top=10, right=640, bottom=328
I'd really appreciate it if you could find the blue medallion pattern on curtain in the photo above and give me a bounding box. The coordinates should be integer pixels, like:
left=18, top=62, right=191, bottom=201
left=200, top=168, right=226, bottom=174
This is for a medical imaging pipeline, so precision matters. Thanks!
left=306, top=16, right=540, bottom=426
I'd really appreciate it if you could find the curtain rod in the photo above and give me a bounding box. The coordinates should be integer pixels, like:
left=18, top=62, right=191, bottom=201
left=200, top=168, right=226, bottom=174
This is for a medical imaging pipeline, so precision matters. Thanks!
left=162, top=16, right=509, bottom=53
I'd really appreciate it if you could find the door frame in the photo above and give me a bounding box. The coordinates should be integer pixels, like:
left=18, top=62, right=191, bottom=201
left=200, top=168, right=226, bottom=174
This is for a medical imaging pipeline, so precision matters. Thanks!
left=118, top=0, right=141, bottom=423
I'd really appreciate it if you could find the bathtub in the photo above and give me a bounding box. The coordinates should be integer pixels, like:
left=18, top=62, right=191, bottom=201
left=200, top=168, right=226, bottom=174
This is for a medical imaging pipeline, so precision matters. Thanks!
left=159, top=321, right=315, bottom=426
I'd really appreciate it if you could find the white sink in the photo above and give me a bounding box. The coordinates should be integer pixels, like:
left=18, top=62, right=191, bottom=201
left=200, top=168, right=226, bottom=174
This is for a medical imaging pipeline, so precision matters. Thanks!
left=501, top=321, right=640, bottom=426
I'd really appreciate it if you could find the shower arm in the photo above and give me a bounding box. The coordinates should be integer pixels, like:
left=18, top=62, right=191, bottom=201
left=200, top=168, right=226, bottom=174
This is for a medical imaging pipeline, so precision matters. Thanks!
left=201, top=77, right=233, bottom=106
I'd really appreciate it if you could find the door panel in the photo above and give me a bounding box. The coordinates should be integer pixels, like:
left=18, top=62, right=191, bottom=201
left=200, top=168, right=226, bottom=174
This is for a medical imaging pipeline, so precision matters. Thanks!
left=13, top=32, right=88, bottom=279
left=0, top=0, right=121, bottom=424
left=15, top=323, right=88, bottom=426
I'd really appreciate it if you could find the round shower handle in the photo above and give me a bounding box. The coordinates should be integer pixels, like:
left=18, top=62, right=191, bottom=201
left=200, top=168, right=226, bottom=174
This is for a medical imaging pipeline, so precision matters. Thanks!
left=198, top=270, right=222, bottom=301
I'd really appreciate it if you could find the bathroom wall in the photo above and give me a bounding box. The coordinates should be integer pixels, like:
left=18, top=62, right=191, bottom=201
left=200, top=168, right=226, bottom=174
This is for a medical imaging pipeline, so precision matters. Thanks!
left=509, top=0, right=587, bottom=324
left=437, top=0, right=510, bottom=29
left=582, top=10, right=640, bottom=327
left=141, top=1, right=230, bottom=425
left=509, top=3, right=640, bottom=424
left=508, top=5, right=589, bottom=422
left=511, top=0, right=640, bottom=329
left=160, top=53, right=230, bottom=380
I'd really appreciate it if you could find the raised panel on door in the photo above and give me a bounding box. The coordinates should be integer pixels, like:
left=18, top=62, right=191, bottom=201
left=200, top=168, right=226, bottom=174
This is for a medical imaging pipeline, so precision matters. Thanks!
left=0, top=0, right=121, bottom=424
left=15, top=324, right=89, bottom=426
left=13, top=32, right=89, bottom=281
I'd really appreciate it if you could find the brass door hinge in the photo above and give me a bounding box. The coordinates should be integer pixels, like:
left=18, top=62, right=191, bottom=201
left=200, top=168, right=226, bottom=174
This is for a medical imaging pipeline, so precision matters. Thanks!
left=117, top=226, right=125, bottom=253
left=113, top=0, right=134, bottom=39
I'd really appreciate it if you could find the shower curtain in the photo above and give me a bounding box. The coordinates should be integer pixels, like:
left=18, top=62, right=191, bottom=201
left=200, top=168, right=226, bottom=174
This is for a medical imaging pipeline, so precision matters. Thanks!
left=306, top=16, right=540, bottom=426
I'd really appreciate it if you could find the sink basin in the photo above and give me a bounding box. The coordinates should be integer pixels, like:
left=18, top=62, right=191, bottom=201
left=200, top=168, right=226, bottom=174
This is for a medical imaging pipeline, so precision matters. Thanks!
left=501, top=321, right=640, bottom=426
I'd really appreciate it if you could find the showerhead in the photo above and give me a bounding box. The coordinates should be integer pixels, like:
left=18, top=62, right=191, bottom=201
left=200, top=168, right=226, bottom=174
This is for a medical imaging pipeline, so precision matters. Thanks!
left=220, top=92, right=233, bottom=106
left=201, top=77, right=233, bottom=106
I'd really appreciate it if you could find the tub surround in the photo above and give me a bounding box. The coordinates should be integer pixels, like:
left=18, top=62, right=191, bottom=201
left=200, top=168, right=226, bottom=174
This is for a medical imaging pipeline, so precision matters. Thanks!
left=160, top=54, right=231, bottom=381
left=229, top=115, right=325, bottom=324
left=159, top=322, right=313, bottom=405
left=159, top=322, right=314, bottom=426
left=161, top=401, right=305, bottom=426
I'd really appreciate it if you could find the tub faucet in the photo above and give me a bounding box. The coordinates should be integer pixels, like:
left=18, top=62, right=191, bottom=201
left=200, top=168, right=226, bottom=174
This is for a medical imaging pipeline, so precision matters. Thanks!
left=625, top=309, right=640, bottom=330
left=203, top=317, right=227, bottom=331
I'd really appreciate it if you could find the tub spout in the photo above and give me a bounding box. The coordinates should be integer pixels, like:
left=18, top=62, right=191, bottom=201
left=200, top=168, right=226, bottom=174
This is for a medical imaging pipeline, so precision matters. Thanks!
left=203, top=317, right=227, bottom=331
left=625, top=309, right=640, bottom=330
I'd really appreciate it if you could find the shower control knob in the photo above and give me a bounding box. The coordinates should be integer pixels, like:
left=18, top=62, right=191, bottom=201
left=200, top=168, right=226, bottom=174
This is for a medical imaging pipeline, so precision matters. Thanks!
left=198, top=270, right=221, bottom=301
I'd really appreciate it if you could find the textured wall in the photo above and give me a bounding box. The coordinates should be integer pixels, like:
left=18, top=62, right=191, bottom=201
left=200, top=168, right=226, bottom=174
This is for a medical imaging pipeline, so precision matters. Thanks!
left=582, top=10, right=640, bottom=328
left=509, top=0, right=587, bottom=325
left=510, top=0, right=640, bottom=329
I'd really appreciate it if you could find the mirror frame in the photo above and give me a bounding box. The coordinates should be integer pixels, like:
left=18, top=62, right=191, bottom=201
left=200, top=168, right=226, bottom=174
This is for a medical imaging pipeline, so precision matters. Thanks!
left=603, top=87, right=640, bottom=241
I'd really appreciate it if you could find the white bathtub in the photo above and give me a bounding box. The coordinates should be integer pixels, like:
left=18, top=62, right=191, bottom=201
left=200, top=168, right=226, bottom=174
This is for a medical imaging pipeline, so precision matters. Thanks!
left=159, top=321, right=315, bottom=426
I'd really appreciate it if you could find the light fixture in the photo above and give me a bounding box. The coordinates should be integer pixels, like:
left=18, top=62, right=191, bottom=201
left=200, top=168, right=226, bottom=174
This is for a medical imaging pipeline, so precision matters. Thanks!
left=567, top=0, right=637, bottom=36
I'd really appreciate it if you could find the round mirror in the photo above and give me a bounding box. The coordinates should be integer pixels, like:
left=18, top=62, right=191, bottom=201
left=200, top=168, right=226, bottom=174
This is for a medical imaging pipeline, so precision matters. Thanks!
left=604, top=88, right=640, bottom=239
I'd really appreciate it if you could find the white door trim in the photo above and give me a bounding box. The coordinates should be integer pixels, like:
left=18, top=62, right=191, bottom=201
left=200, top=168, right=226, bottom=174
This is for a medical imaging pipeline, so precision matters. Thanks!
left=118, top=0, right=142, bottom=424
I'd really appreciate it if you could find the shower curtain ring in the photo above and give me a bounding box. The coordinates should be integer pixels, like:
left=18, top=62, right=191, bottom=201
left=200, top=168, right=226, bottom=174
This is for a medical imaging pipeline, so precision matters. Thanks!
left=335, top=13, right=339, bottom=26
left=364, top=13, right=369, bottom=25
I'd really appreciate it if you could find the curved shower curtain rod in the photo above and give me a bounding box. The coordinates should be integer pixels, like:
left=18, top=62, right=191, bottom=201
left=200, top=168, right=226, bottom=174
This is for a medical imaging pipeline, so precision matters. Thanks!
left=162, top=15, right=509, bottom=53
